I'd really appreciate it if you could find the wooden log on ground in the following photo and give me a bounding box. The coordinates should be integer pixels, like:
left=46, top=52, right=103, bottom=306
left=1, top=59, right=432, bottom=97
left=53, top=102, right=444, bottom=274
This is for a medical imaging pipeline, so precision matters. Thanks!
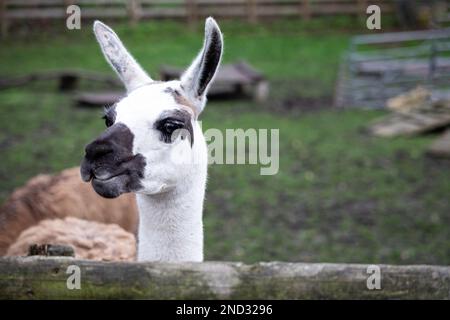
left=28, top=244, right=75, bottom=257
left=368, top=87, right=450, bottom=137
left=0, top=70, right=121, bottom=91
left=0, top=257, right=448, bottom=299
left=160, top=61, right=268, bottom=101
left=75, top=91, right=124, bottom=107
left=427, top=129, right=450, bottom=159
left=368, top=112, right=450, bottom=137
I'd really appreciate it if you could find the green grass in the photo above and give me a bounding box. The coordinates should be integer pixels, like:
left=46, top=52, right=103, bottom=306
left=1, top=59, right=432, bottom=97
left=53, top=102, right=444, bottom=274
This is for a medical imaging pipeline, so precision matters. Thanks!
left=0, top=20, right=448, bottom=265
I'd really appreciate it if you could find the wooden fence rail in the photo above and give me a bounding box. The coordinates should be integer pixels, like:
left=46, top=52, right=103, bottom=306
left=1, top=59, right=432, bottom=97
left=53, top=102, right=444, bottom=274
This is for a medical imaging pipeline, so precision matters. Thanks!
left=335, top=27, right=450, bottom=108
left=0, top=257, right=449, bottom=299
left=0, top=0, right=399, bottom=36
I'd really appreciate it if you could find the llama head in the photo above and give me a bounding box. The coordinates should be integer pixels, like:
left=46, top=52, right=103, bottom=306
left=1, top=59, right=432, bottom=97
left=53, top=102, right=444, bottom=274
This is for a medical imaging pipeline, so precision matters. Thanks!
left=81, top=18, right=223, bottom=198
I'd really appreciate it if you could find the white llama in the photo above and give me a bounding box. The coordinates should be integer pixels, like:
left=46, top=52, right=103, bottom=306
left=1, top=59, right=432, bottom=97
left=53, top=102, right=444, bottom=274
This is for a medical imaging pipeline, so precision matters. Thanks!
left=80, top=18, right=223, bottom=262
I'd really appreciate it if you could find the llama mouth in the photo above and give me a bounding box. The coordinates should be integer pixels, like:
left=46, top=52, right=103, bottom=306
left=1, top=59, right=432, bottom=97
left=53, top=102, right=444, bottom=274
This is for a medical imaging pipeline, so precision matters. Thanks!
left=80, top=164, right=122, bottom=183
left=91, top=174, right=128, bottom=199
left=81, top=156, right=145, bottom=199
left=92, top=171, right=124, bottom=182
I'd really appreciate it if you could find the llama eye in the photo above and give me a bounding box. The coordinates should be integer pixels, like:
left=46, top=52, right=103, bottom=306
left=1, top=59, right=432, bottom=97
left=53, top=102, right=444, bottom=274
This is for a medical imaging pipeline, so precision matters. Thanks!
left=162, top=121, right=183, bottom=134
left=102, top=115, right=114, bottom=128
left=157, top=119, right=185, bottom=143
left=159, top=119, right=184, bottom=134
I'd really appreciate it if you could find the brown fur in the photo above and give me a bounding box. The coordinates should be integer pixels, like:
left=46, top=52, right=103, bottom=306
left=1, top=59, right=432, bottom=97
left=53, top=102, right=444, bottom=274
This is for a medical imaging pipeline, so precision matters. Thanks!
left=174, top=93, right=197, bottom=116
left=6, top=217, right=136, bottom=261
left=165, top=87, right=197, bottom=117
left=0, top=167, right=138, bottom=255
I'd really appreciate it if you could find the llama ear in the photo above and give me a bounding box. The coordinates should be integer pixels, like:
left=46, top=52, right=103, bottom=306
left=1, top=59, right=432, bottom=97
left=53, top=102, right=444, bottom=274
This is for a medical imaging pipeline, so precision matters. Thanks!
left=181, top=17, right=223, bottom=114
left=93, top=21, right=152, bottom=92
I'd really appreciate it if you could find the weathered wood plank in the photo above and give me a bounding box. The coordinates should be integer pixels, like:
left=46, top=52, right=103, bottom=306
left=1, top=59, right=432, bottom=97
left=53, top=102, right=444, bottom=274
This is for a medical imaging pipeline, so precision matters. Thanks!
left=0, top=257, right=448, bottom=299
left=3, top=0, right=397, bottom=21
left=352, top=28, right=450, bottom=45
left=0, top=70, right=121, bottom=91
left=427, top=129, right=450, bottom=158
left=75, top=91, right=124, bottom=107
left=368, top=112, right=450, bottom=137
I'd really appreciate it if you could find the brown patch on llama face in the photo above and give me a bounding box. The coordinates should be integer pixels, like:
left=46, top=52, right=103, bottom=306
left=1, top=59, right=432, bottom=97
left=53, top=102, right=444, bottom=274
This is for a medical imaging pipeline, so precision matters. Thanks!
left=81, top=123, right=146, bottom=199
left=164, top=87, right=197, bottom=117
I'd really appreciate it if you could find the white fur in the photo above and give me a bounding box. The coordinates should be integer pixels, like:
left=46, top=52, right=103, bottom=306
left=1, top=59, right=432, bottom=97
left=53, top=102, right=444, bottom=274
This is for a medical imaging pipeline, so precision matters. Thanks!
left=136, top=128, right=207, bottom=261
left=93, top=18, right=222, bottom=262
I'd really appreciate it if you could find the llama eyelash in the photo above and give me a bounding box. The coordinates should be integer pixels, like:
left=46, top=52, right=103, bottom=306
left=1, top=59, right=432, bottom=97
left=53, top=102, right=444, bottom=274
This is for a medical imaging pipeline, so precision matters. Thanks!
left=103, top=103, right=116, bottom=116
left=102, top=104, right=117, bottom=127
left=154, top=110, right=194, bottom=146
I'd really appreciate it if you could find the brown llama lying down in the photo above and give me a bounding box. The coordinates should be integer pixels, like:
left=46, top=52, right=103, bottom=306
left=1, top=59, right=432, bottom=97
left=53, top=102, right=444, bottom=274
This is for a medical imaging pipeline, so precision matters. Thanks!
left=0, top=167, right=139, bottom=257
left=6, top=217, right=136, bottom=261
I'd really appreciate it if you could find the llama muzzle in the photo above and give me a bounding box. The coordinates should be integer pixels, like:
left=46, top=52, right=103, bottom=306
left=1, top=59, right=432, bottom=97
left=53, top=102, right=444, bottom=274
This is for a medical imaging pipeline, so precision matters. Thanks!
left=80, top=123, right=145, bottom=198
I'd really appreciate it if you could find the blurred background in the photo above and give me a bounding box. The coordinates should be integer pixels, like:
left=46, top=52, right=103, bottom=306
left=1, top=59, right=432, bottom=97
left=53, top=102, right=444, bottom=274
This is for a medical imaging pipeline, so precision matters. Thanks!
left=0, top=0, right=449, bottom=264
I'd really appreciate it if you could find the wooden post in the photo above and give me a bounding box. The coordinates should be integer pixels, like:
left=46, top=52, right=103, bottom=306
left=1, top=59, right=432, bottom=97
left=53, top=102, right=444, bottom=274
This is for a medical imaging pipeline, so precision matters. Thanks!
left=301, top=0, right=311, bottom=21
left=127, top=0, right=142, bottom=26
left=358, top=0, right=368, bottom=20
left=186, top=0, right=197, bottom=28
left=0, top=0, right=8, bottom=38
left=247, top=0, right=257, bottom=24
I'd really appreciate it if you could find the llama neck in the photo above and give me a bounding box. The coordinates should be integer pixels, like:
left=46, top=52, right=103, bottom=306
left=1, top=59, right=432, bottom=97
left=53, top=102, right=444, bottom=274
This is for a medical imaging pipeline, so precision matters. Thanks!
left=135, top=169, right=206, bottom=262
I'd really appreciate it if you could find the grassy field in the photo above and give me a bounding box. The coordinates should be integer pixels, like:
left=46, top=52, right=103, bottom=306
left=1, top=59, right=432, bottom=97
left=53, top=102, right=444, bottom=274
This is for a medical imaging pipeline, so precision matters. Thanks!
left=0, top=19, right=448, bottom=264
